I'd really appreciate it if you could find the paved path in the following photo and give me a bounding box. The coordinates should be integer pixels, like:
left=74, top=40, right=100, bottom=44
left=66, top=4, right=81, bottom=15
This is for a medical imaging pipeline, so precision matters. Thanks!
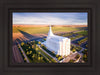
left=61, top=52, right=78, bottom=63
left=37, top=50, right=50, bottom=62
left=79, top=48, right=85, bottom=53
left=71, top=36, right=85, bottom=42
left=71, top=43, right=86, bottom=49
left=37, top=45, right=59, bottom=62
left=71, top=43, right=85, bottom=55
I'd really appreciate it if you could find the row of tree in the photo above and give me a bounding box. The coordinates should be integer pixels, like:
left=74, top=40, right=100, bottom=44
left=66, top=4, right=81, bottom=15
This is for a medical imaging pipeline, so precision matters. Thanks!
left=77, top=37, right=88, bottom=45
left=40, top=44, right=63, bottom=61
left=20, top=42, right=50, bottom=63
left=82, top=49, right=88, bottom=62
left=71, top=45, right=82, bottom=53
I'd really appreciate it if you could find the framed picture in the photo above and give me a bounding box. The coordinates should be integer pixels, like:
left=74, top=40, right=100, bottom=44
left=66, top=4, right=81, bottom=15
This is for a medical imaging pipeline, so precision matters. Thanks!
left=12, top=12, right=88, bottom=64
left=0, top=0, right=99, bottom=75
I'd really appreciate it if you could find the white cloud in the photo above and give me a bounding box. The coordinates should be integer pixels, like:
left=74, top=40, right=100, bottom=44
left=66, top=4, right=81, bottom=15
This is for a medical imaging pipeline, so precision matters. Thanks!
left=13, top=13, right=87, bottom=25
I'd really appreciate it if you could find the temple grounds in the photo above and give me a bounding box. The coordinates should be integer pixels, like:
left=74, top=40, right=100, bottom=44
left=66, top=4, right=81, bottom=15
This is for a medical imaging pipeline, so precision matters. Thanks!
left=12, top=25, right=88, bottom=63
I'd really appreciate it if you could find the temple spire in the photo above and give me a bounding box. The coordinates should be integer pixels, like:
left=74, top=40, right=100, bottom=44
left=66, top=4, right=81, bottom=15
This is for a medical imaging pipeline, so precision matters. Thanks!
left=48, top=25, right=54, bottom=36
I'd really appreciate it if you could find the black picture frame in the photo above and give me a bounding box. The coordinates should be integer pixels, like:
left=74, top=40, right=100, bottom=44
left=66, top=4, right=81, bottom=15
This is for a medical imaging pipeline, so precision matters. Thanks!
left=0, top=0, right=99, bottom=75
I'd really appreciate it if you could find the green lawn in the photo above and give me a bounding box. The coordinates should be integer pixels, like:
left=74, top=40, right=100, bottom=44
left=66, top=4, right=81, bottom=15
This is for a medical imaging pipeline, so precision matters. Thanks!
left=75, top=30, right=88, bottom=36
left=13, top=26, right=83, bottom=34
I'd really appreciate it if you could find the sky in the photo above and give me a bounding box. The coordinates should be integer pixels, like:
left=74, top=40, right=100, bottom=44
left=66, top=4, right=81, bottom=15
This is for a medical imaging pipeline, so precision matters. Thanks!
left=13, top=12, right=88, bottom=25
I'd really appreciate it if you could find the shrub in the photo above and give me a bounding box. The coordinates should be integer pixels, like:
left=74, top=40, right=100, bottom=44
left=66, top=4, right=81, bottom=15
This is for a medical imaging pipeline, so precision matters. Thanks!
left=75, top=54, right=80, bottom=59
left=82, top=54, right=88, bottom=62
left=72, top=49, right=76, bottom=53
left=69, top=59, right=74, bottom=63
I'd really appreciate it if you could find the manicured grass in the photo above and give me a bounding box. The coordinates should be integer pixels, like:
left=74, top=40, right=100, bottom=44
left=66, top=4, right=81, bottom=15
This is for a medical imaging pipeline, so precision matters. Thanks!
left=13, top=26, right=83, bottom=34
left=75, top=30, right=88, bottom=36
left=37, top=47, right=56, bottom=63
left=70, top=35, right=83, bottom=40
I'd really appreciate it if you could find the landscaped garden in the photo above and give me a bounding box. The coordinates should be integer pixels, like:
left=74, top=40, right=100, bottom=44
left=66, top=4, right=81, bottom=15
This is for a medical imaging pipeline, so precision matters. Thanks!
left=18, top=40, right=61, bottom=63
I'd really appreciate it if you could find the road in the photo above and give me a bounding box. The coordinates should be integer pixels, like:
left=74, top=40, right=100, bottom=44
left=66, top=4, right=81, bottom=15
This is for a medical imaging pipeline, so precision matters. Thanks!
left=12, top=45, right=24, bottom=63
left=71, top=43, right=85, bottom=54
left=71, top=36, right=88, bottom=49
left=71, top=36, right=85, bottom=42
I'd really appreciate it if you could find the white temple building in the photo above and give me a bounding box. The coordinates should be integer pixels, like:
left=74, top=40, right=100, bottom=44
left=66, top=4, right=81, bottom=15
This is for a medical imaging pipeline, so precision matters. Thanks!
left=44, top=25, right=71, bottom=56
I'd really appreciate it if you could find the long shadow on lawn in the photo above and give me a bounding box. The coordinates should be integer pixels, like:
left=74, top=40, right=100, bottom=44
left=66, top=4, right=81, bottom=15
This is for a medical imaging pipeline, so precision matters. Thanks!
left=76, top=27, right=88, bottom=31
left=18, top=29, right=46, bottom=42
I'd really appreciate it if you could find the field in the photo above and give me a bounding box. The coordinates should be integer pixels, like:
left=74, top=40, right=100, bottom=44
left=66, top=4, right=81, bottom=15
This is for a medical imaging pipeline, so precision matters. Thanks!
left=13, top=25, right=87, bottom=41
left=13, top=25, right=87, bottom=34
left=12, top=25, right=88, bottom=63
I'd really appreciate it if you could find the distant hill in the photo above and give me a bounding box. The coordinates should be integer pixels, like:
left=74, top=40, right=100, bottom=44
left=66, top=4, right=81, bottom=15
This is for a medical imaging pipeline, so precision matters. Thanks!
left=13, top=24, right=87, bottom=28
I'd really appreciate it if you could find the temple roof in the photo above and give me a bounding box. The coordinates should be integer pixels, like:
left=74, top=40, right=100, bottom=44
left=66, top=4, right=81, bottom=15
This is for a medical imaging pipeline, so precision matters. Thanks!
left=48, top=35, right=68, bottom=42
left=48, top=25, right=54, bottom=36
left=47, top=25, right=70, bottom=42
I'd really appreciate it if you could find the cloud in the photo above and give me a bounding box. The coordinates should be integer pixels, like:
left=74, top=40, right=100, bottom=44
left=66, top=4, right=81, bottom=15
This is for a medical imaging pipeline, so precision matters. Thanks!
left=13, top=13, right=87, bottom=25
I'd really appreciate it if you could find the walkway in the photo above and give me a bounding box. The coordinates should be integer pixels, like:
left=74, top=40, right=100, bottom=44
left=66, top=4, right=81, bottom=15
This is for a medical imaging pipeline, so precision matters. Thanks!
left=37, top=45, right=59, bottom=62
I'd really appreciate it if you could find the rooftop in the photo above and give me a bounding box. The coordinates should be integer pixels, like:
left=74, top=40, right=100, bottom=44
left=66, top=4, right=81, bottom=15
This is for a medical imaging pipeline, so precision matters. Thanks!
left=47, top=25, right=69, bottom=41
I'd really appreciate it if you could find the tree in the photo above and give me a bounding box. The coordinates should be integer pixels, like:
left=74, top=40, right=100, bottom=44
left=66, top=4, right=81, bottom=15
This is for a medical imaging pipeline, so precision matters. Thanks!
left=40, top=57, right=43, bottom=60
left=38, top=56, right=41, bottom=61
left=35, top=44, right=38, bottom=48
left=75, top=54, right=80, bottom=59
left=28, top=46, right=30, bottom=49
left=35, top=47, right=38, bottom=51
left=52, top=51, right=55, bottom=54
left=83, top=54, right=87, bottom=58
left=72, top=49, right=76, bottom=53
left=35, top=41, right=38, bottom=44
left=21, top=51, right=23, bottom=53
left=26, top=51, right=30, bottom=55
left=30, top=51, right=32, bottom=54
left=21, top=42, right=24, bottom=46
left=69, top=59, right=74, bottom=63
left=32, top=45, right=35, bottom=48
left=24, top=58, right=26, bottom=61
left=38, top=41, right=41, bottom=45
left=26, top=49, right=28, bottom=51
left=64, top=55, right=67, bottom=58
left=38, top=52, right=41, bottom=55
left=56, top=54, right=59, bottom=58
left=41, top=44, right=44, bottom=48
left=58, top=57, right=61, bottom=61
left=51, top=59, right=56, bottom=63
left=32, top=54, right=35, bottom=59
left=43, top=38, right=46, bottom=41
left=83, top=54, right=87, bottom=62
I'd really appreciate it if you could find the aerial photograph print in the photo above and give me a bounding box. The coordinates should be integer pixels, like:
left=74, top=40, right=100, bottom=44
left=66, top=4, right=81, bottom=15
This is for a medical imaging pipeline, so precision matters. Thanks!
left=12, top=12, right=88, bottom=64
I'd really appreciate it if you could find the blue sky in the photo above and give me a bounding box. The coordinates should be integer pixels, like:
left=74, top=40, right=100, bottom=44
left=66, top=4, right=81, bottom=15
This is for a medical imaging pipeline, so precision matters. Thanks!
left=13, top=12, right=88, bottom=25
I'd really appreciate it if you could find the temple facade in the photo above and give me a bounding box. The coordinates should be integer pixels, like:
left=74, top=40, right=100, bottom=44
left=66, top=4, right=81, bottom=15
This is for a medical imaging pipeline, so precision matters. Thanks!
left=45, top=25, right=71, bottom=56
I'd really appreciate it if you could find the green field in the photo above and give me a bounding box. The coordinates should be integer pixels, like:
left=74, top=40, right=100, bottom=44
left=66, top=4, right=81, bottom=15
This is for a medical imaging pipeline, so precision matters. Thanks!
left=75, top=30, right=88, bottom=36
left=13, top=26, right=86, bottom=34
